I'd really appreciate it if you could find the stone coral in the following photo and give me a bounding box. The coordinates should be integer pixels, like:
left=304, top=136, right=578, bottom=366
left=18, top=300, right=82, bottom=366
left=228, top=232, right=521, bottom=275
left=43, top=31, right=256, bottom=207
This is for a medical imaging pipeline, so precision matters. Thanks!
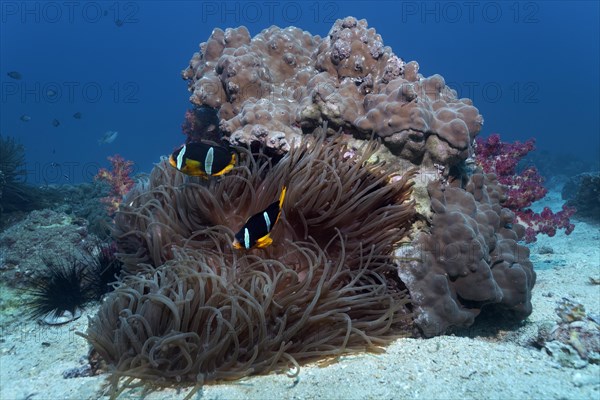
left=182, top=16, right=483, bottom=170
left=398, top=172, right=536, bottom=337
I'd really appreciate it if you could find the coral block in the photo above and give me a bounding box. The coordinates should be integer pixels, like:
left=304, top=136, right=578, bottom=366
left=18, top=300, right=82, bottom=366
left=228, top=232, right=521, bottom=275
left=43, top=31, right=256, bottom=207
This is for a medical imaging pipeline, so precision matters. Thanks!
left=182, top=17, right=483, bottom=167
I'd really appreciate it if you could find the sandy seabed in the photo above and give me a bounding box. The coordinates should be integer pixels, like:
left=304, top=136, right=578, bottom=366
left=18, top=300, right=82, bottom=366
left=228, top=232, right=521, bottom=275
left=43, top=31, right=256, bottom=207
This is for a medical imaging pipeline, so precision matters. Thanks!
left=1, top=189, right=598, bottom=400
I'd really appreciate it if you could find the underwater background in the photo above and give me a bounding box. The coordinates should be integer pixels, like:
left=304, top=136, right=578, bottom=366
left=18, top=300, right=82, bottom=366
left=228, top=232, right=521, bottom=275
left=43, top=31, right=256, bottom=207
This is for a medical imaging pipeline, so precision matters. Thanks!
left=1, top=1, right=599, bottom=400
left=1, top=1, right=598, bottom=184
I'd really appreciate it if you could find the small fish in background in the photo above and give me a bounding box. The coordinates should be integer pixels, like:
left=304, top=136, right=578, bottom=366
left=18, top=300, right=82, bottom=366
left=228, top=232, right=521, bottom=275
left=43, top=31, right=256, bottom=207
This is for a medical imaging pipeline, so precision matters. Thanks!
left=20, top=115, right=31, bottom=122
left=233, top=187, right=287, bottom=250
left=98, top=130, right=118, bottom=145
left=73, top=112, right=82, bottom=119
left=46, top=89, right=57, bottom=97
left=52, top=119, right=60, bottom=127
left=168, top=141, right=236, bottom=178
left=7, top=71, right=22, bottom=80
left=115, top=19, right=124, bottom=27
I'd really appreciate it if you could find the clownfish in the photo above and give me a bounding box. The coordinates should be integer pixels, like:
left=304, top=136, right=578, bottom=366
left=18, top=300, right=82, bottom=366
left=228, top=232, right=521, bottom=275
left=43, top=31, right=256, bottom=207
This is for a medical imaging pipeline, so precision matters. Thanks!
left=169, top=142, right=236, bottom=178
left=233, top=187, right=287, bottom=250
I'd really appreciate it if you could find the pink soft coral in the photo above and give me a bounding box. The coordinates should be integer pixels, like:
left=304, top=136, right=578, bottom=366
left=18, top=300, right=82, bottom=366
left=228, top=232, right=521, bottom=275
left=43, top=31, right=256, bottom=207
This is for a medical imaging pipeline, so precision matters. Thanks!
left=95, top=155, right=134, bottom=216
left=475, top=134, right=575, bottom=243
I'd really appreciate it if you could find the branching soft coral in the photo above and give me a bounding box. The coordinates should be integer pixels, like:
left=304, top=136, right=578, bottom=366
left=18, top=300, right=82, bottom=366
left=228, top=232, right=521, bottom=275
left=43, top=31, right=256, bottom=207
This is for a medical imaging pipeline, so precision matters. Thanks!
left=94, top=155, right=135, bottom=216
left=475, top=134, right=575, bottom=242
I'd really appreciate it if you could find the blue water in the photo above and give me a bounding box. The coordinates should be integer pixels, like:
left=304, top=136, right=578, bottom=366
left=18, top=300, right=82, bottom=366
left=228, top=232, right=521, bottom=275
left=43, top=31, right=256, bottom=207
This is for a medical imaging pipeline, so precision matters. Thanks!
left=1, top=1, right=598, bottom=184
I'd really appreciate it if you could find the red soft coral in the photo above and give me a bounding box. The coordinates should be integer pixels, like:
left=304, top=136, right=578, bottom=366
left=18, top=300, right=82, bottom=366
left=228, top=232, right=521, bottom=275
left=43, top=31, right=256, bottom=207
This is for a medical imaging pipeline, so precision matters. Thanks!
left=475, top=134, right=575, bottom=242
left=95, top=155, right=134, bottom=216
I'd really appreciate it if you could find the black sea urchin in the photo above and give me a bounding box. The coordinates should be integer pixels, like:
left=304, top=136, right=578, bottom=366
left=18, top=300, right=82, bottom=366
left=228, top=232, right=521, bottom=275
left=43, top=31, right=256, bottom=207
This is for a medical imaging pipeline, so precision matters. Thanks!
left=26, top=244, right=124, bottom=324
left=86, top=243, right=123, bottom=299
left=26, top=257, right=90, bottom=325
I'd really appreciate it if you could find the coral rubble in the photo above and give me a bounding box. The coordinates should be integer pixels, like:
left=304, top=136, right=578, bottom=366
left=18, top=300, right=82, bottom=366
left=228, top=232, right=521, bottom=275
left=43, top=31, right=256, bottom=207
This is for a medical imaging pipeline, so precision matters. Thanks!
left=535, top=298, right=600, bottom=368
left=0, top=209, right=103, bottom=287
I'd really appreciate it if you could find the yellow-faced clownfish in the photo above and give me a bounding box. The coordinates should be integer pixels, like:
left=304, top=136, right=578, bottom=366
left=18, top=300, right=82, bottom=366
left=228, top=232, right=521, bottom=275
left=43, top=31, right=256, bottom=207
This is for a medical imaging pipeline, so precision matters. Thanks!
left=169, top=142, right=236, bottom=178
left=233, top=187, right=287, bottom=250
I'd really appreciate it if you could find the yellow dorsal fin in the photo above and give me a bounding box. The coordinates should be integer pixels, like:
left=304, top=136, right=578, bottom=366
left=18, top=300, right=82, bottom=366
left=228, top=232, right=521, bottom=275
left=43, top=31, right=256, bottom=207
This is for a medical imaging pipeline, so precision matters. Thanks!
left=279, top=186, right=287, bottom=208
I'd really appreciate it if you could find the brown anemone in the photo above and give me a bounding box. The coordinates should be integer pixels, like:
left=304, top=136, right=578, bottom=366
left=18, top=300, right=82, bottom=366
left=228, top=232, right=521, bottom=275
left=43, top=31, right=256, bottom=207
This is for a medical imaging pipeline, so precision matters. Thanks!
left=81, top=126, right=417, bottom=392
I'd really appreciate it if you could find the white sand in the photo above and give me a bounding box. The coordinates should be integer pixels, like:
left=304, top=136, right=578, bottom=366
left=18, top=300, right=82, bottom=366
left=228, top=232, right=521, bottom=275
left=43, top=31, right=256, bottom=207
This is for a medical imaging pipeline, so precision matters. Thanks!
left=1, top=191, right=599, bottom=399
